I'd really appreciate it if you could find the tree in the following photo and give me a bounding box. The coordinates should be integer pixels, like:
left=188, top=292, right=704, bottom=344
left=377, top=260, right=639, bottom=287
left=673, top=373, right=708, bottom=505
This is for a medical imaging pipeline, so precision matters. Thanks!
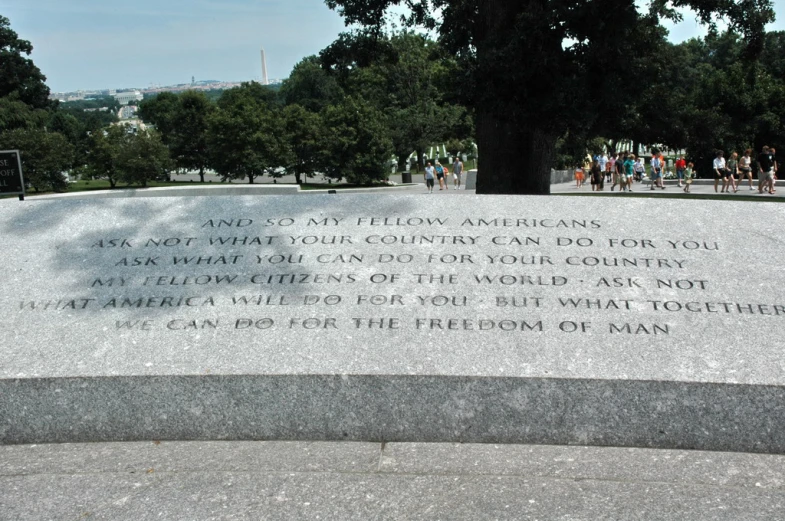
left=207, top=83, right=288, bottom=184
left=0, top=94, right=49, bottom=133
left=0, top=128, right=74, bottom=192
left=115, top=129, right=173, bottom=187
left=321, top=31, right=471, bottom=171
left=169, top=91, right=214, bottom=182
left=635, top=30, right=785, bottom=174
left=281, top=104, right=324, bottom=184
left=325, top=0, right=775, bottom=194
left=0, top=16, right=52, bottom=110
left=280, top=56, right=344, bottom=112
left=320, top=96, right=394, bottom=184
left=137, top=92, right=180, bottom=143
left=86, top=125, right=127, bottom=188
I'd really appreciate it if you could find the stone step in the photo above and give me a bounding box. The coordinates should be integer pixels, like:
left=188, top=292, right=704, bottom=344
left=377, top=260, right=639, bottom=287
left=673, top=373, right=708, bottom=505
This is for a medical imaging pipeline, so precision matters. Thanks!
left=4, top=374, right=785, bottom=454
left=2, top=441, right=784, bottom=520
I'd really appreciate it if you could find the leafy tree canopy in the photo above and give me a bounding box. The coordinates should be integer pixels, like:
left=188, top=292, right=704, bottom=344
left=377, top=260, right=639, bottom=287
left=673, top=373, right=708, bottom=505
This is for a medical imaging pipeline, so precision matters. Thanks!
left=325, top=0, right=775, bottom=193
left=280, top=56, right=344, bottom=112
left=0, top=128, right=74, bottom=192
left=0, top=16, right=52, bottom=110
left=207, top=83, right=289, bottom=184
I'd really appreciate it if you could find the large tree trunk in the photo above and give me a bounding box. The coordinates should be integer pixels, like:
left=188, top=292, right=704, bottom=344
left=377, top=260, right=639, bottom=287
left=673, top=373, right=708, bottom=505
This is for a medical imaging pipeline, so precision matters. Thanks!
left=473, top=0, right=557, bottom=195
left=475, top=109, right=556, bottom=194
left=415, top=149, right=424, bottom=173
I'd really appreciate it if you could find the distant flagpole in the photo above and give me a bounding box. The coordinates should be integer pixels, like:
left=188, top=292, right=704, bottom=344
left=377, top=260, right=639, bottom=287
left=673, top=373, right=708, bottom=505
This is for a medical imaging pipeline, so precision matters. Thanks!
left=261, top=48, right=269, bottom=86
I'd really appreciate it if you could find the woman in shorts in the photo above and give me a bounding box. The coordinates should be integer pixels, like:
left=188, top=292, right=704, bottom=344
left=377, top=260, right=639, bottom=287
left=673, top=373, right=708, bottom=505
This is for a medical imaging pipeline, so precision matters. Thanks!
left=435, top=161, right=448, bottom=190
left=739, top=149, right=754, bottom=190
left=722, top=151, right=739, bottom=193
left=590, top=160, right=603, bottom=191
left=575, top=167, right=585, bottom=188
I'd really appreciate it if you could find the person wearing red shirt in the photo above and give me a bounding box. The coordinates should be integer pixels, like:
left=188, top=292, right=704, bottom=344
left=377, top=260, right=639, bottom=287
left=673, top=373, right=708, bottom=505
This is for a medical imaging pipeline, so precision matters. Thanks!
left=675, top=157, right=686, bottom=187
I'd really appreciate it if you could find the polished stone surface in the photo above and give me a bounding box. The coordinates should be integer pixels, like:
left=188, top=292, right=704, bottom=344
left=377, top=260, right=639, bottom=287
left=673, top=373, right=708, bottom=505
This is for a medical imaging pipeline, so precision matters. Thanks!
left=1, top=195, right=784, bottom=449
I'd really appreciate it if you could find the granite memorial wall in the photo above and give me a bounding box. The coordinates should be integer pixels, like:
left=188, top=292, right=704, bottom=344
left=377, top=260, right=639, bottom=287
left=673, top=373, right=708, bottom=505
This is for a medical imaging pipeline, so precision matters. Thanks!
left=1, top=195, right=783, bottom=451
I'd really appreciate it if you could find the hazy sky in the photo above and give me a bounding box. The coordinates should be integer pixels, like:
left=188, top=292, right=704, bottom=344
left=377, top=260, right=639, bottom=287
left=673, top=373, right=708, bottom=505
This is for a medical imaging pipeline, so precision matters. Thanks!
left=2, top=0, right=784, bottom=93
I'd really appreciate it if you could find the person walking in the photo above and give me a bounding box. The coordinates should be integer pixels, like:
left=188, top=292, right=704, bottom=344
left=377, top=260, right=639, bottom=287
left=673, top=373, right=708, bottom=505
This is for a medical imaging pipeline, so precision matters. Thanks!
left=675, top=156, right=686, bottom=187
left=633, top=156, right=645, bottom=182
left=424, top=162, right=435, bottom=193
left=611, top=154, right=627, bottom=192
left=623, top=154, right=635, bottom=192
left=683, top=162, right=695, bottom=193
left=740, top=149, right=754, bottom=190
left=722, top=152, right=738, bottom=193
left=758, top=146, right=776, bottom=194
left=452, top=157, right=464, bottom=189
left=771, top=147, right=778, bottom=193
left=649, top=153, right=663, bottom=190
left=590, top=159, right=603, bottom=191
left=435, top=161, right=448, bottom=190
left=598, top=153, right=608, bottom=177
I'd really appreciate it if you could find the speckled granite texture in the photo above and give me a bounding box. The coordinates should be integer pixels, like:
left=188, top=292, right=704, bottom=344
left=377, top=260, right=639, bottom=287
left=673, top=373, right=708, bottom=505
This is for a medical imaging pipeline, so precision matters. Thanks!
left=1, top=195, right=784, bottom=450
left=2, top=442, right=785, bottom=521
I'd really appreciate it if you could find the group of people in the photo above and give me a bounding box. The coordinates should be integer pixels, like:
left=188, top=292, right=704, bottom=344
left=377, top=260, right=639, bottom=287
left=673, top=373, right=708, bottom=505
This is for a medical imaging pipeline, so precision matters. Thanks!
left=574, top=146, right=779, bottom=195
left=424, top=159, right=464, bottom=193
left=712, top=147, right=778, bottom=194
left=576, top=152, right=687, bottom=193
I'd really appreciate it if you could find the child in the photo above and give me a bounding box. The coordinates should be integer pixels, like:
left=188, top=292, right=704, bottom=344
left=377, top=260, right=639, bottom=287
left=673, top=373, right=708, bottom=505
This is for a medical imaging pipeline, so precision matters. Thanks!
left=683, top=162, right=695, bottom=193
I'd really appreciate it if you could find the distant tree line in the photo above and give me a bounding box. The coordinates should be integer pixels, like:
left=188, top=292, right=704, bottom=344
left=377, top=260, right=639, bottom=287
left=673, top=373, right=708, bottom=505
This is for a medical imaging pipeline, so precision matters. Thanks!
left=1, top=9, right=784, bottom=193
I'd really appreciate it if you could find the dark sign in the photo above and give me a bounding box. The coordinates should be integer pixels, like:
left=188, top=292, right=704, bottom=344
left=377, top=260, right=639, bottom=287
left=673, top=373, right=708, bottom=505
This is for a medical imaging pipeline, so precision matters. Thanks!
left=0, top=150, right=24, bottom=196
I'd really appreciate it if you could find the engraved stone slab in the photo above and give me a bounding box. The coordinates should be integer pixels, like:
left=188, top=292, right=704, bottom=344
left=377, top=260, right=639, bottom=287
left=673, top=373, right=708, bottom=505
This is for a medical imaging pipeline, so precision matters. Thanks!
left=1, top=194, right=784, bottom=451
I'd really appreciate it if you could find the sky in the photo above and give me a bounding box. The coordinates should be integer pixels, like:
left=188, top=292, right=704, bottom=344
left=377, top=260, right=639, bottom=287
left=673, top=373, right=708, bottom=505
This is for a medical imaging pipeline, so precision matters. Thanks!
left=2, top=0, right=784, bottom=93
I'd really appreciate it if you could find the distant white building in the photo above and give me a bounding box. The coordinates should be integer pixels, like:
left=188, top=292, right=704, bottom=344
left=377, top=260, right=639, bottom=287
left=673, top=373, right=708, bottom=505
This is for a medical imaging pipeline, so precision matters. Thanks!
left=112, top=91, right=143, bottom=105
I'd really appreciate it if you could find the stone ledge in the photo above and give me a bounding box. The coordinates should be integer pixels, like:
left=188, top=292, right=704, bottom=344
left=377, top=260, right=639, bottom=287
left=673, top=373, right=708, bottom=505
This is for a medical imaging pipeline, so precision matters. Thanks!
left=3, top=375, right=784, bottom=454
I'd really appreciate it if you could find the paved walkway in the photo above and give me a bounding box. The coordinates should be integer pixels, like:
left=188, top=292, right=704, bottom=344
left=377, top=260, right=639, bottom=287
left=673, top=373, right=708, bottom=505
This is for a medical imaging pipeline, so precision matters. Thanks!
left=3, top=441, right=784, bottom=520
left=550, top=177, right=785, bottom=198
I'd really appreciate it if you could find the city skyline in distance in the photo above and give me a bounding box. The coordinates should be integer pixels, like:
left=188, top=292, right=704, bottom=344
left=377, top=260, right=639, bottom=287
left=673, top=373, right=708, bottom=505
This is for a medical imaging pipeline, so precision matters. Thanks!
left=4, top=0, right=348, bottom=93
left=5, top=0, right=785, bottom=93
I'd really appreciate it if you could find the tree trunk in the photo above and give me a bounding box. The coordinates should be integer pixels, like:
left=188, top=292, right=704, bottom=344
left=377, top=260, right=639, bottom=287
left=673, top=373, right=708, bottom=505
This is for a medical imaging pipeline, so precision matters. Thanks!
left=415, top=148, right=424, bottom=173
left=295, top=171, right=302, bottom=185
left=199, top=166, right=205, bottom=183
left=475, top=109, right=556, bottom=194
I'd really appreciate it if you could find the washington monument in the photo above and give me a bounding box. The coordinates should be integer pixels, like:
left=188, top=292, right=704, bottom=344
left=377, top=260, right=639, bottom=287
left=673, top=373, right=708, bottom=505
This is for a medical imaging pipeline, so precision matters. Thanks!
left=260, top=48, right=269, bottom=86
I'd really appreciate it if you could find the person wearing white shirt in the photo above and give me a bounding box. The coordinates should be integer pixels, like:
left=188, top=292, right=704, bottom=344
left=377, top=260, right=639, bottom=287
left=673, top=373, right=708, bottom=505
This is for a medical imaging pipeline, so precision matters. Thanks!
left=712, top=150, right=726, bottom=193
left=649, top=154, right=664, bottom=190
left=598, top=154, right=608, bottom=173
left=634, top=158, right=645, bottom=182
